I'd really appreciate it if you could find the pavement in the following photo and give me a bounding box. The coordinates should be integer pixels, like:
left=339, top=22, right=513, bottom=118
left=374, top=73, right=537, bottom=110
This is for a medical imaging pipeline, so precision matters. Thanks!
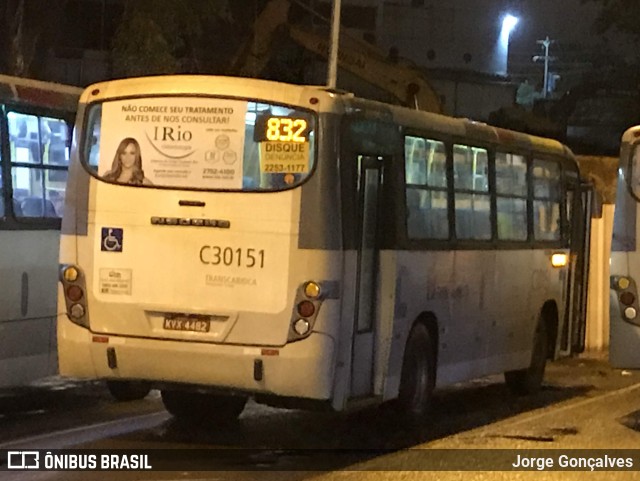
left=312, top=353, right=640, bottom=480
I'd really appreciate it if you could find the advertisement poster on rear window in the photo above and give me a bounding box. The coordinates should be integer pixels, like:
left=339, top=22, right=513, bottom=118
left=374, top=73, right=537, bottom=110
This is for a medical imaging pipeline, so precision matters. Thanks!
left=99, top=98, right=248, bottom=189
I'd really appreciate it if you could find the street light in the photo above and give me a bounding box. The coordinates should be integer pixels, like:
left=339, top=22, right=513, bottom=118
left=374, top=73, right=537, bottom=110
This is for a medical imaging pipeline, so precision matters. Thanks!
left=496, top=13, right=519, bottom=75
left=502, top=14, right=519, bottom=38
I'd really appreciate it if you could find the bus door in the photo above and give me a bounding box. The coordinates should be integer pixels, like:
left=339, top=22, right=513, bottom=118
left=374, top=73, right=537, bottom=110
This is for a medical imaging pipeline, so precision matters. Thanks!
left=560, top=182, right=593, bottom=355
left=350, top=155, right=384, bottom=398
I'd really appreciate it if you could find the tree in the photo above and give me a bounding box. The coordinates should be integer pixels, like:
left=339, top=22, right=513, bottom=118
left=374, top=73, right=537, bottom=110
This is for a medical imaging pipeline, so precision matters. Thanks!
left=584, top=0, right=640, bottom=41
left=111, top=0, right=233, bottom=77
left=0, top=0, right=67, bottom=77
left=110, top=0, right=303, bottom=78
left=581, top=0, right=640, bottom=85
left=111, top=11, right=179, bottom=77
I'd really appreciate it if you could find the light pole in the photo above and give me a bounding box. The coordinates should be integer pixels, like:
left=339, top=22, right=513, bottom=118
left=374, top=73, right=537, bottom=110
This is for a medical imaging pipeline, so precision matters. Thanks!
left=327, top=0, right=342, bottom=89
left=534, top=36, right=554, bottom=98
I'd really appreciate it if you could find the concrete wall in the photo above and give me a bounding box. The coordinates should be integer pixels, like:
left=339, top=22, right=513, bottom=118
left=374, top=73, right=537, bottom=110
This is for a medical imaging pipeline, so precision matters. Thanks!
left=585, top=204, right=614, bottom=353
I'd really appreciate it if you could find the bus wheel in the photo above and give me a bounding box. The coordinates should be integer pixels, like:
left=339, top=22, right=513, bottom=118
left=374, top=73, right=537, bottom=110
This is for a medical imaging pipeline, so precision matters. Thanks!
left=397, top=323, right=436, bottom=421
left=161, top=390, right=247, bottom=424
left=504, top=321, right=548, bottom=395
left=106, top=380, right=151, bottom=402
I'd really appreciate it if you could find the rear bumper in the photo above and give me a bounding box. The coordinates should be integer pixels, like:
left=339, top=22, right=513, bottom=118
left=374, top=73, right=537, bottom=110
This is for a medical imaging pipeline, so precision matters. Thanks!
left=57, top=315, right=336, bottom=400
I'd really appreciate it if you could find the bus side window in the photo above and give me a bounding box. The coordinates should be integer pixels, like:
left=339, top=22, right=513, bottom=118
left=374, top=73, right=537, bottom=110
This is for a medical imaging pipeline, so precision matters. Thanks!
left=496, top=151, right=528, bottom=241
left=453, top=144, right=490, bottom=240
left=406, top=188, right=428, bottom=238
left=404, top=136, right=448, bottom=239
left=42, top=117, right=71, bottom=166
left=7, top=111, right=68, bottom=219
left=532, top=159, right=561, bottom=241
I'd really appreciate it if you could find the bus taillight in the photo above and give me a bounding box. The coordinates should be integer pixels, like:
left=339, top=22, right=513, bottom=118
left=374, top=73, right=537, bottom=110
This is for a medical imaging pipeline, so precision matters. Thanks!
left=620, top=291, right=635, bottom=306
left=59, top=264, right=89, bottom=328
left=288, top=281, right=325, bottom=342
left=297, top=300, right=315, bottom=318
left=66, top=285, right=83, bottom=302
left=293, top=318, right=310, bottom=336
left=611, top=276, right=639, bottom=321
left=303, top=281, right=321, bottom=299
left=62, top=266, right=79, bottom=282
left=69, top=304, right=86, bottom=320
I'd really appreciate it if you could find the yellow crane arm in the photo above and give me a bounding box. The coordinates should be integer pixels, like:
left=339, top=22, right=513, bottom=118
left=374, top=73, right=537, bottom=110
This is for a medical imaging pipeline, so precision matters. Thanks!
left=230, top=0, right=443, bottom=114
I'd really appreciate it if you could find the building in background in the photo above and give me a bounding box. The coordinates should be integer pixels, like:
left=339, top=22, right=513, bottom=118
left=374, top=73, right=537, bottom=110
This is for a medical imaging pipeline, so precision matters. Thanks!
left=40, top=0, right=634, bottom=121
left=306, top=0, right=632, bottom=99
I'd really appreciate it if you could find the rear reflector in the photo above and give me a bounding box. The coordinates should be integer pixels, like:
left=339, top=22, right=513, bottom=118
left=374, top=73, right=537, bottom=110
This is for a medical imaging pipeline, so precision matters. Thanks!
left=261, top=349, right=280, bottom=356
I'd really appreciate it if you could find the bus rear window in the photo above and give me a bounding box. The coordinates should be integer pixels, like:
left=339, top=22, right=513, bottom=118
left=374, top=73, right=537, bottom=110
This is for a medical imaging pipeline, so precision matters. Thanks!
left=82, top=97, right=316, bottom=191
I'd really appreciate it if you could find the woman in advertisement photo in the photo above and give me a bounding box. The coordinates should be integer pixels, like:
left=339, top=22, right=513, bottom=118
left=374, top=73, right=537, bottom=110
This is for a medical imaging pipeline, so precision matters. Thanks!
left=104, top=137, right=153, bottom=185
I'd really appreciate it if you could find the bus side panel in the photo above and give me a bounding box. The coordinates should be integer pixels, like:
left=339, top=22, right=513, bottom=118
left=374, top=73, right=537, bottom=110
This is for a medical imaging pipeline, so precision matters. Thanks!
left=485, top=250, right=535, bottom=372
left=0, top=231, right=60, bottom=321
left=387, top=250, right=492, bottom=390
left=330, top=249, right=357, bottom=410
left=382, top=248, right=565, bottom=396
left=375, top=251, right=399, bottom=398
left=0, top=230, right=59, bottom=387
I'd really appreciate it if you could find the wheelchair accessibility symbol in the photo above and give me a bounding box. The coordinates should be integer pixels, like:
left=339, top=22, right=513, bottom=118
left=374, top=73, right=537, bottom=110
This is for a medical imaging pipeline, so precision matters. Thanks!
left=101, top=227, right=123, bottom=252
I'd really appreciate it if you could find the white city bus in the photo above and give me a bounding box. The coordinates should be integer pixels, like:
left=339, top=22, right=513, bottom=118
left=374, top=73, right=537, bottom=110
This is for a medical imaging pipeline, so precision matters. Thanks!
left=609, top=126, right=640, bottom=370
left=58, top=75, right=592, bottom=422
left=0, top=74, right=80, bottom=388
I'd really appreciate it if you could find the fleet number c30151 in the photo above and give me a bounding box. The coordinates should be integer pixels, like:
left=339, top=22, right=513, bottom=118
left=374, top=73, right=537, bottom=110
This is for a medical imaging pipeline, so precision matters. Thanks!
left=199, top=246, right=265, bottom=268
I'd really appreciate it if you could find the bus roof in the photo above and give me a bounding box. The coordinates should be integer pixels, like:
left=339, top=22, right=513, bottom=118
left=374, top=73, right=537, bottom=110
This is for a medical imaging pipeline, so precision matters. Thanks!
left=347, top=95, right=576, bottom=161
left=80, top=75, right=349, bottom=114
left=81, top=74, right=575, bottom=162
left=0, top=74, right=82, bottom=112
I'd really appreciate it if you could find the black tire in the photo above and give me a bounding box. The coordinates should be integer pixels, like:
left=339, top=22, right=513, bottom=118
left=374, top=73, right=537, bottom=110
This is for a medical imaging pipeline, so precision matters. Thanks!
left=106, top=380, right=151, bottom=402
left=397, top=323, right=436, bottom=421
left=505, top=321, right=549, bottom=395
left=161, top=390, right=247, bottom=424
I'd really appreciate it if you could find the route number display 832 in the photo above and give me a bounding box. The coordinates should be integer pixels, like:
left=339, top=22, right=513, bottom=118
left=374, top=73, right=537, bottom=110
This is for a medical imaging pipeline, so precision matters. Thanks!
left=254, top=114, right=309, bottom=143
